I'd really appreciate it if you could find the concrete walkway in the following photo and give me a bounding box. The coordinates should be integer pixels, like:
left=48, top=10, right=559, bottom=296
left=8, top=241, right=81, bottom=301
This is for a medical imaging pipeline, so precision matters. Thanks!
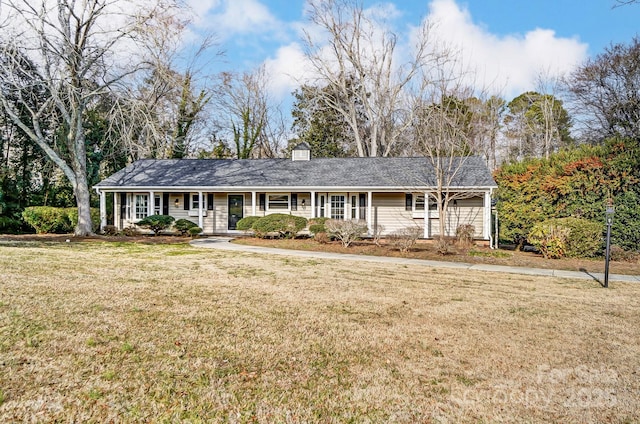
left=190, top=237, right=640, bottom=284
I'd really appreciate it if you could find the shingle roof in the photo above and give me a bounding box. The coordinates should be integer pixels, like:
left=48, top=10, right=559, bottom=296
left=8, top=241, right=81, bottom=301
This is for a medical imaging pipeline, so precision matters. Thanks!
left=95, top=156, right=496, bottom=189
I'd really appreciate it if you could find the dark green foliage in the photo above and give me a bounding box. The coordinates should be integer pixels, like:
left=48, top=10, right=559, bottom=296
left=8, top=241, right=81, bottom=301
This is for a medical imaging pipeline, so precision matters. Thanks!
left=136, top=215, right=175, bottom=235
left=21, top=207, right=100, bottom=234
left=495, top=138, right=640, bottom=252
left=290, top=84, right=353, bottom=158
left=236, top=216, right=261, bottom=232
left=174, top=218, right=198, bottom=236
left=308, top=217, right=329, bottom=235
left=611, top=189, right=640, bottom=252
left=188, top=226, right=202, bottom=237
left=251, top=214, right=307, bottom=238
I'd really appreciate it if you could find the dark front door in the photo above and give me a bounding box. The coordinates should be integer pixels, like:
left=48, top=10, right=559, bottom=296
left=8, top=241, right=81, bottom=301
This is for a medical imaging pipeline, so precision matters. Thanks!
left=228, top=195, right=244, bottom=230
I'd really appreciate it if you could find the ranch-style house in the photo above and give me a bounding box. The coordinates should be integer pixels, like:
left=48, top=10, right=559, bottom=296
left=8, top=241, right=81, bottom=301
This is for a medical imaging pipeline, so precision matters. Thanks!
left=94, top=143, right=498, bottom=241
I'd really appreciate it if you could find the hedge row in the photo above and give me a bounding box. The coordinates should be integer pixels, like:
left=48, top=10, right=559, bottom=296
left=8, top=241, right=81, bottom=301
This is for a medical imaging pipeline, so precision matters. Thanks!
left=22, top=206, right=100, bottom=234
left=236, top=214, right=307, bottom=238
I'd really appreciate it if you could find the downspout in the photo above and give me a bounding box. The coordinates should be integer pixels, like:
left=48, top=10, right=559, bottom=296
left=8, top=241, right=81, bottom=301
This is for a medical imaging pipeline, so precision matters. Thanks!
left=489, top=187, right=495, bottom=249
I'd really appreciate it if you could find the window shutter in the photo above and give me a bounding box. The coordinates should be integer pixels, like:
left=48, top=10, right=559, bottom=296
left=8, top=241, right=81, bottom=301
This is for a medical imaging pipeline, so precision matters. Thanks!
left=183, top=193, right=189, bottom=210
left=405, top=193, right=413, bottom=211
left=291, top=193, right=297, bottom=211
left=259, top=194, right=265, bottom=211
left=120, top=193, right=127, bottom=219
left=207, top=193, right=214, bottom=210
left=162, top=193, right=169, bottom=215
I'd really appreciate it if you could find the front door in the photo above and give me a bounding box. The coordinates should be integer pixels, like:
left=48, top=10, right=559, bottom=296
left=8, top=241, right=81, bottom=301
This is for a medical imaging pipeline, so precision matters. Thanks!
left=228, top=195, right=244, bottom=230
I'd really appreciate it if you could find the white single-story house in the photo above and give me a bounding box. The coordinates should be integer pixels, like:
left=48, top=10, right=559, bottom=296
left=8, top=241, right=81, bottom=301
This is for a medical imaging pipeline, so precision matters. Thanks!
left=94, top=143, right=497, bottom=240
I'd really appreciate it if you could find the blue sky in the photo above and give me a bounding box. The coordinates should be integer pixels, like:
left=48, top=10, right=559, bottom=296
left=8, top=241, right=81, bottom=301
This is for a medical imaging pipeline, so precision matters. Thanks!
left=185, top=0, right=640, bottom=102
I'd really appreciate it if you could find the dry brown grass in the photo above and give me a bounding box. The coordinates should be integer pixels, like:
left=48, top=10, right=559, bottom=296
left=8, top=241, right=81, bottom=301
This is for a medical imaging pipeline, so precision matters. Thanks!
left=0, top=241, right=638, bottom=423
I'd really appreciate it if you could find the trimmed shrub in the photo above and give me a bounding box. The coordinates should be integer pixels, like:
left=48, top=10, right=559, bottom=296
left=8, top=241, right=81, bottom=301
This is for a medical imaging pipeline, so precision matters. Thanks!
left=174, top=219, right=198, bottom=236
left=308, top=217, right=329, bottom=235
left=529, top=217, right=602, bottom=259
left=22, top=207, right=100, bottom=234
left=251, top=214, right=307, bottom=238
left=22, top=207, right=68, bottom=233
left=325, top=219, right=368, bottom=247
left=236, top=216, right=261, bottom=232
left=456, top=224, right=475, bottom=248
left=136, top=214, right=175, bottom=235
left=66, top=208, right=101, bottom=232
left=188, top=226, right=202, bottom=237
left=388, top=226, right=422, bottom=253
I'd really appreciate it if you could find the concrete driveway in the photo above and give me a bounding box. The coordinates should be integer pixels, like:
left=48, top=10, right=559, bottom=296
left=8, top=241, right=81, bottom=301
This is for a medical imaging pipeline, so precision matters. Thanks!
left=191, top=237, right=640, bottom=284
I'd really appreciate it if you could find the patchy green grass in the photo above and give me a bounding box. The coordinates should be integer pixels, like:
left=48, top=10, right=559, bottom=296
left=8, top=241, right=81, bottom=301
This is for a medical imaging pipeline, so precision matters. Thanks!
left=0, top=242, right=638, bottom=422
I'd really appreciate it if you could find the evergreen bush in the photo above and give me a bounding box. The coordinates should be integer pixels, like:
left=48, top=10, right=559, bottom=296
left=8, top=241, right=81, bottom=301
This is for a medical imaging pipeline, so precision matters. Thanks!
left=174, top=219, right=198, bottom=236
left=236, top=216, right=261, bottom=232
left=251, top=214, right=307, bottom=238
left=136, top=215, right=175, bottom=235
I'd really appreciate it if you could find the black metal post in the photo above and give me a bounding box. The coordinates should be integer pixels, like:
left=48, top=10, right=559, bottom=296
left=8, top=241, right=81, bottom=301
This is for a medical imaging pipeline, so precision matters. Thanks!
left=604, top=204, right=614, bottom=288
left=604, top=217, right=612, bottom=288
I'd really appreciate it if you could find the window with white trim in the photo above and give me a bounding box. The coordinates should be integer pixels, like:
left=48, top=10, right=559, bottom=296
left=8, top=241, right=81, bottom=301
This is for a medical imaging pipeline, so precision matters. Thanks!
left=134, top=194, right=148, bottom=220
left=330, top=195, right=345, bottom=220
left=190, top=193, right=202, bottom=210
left=415, top=195, right=425, bottom=211
left=267, top=194, right=289, bottom=210
left=154, top=195, right=161, bottom=215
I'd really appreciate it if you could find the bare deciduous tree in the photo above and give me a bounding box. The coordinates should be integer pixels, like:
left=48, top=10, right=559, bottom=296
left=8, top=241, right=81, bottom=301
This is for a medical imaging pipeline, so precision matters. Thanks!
left=302, top=0, right=436, bottom=157
left=0, top=0, right=177, bottom=235
left=217, top=65, right=284, bottom=159
left=409, top=52, right=484, bottom=239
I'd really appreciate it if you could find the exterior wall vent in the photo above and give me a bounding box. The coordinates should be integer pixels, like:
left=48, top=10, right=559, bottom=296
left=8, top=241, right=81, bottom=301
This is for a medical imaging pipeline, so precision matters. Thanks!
left=292, top=142, right=311, bottom=161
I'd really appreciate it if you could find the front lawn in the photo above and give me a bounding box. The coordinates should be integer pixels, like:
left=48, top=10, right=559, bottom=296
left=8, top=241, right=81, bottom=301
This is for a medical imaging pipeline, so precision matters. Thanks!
left=0, top=242, right=638, bottom=422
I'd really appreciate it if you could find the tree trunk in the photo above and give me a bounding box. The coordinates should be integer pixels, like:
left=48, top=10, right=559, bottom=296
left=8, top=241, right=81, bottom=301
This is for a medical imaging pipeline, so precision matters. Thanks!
left=74, top=173, right=93, bottom=236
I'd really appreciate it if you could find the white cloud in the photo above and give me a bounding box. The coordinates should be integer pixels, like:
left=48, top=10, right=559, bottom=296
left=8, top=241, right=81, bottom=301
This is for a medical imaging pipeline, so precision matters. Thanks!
left=425, top=0, right=588, bottom=97
left=185, top=0, right=281, bottom=40
left=263, top=43, right=310, bottom=98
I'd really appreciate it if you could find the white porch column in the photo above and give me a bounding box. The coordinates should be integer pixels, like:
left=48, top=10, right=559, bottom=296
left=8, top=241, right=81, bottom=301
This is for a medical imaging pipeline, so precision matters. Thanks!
left=148, top=191, right=154, bottom=217
left=251, top=191, right=257, bottom=216
left=198, top=191, right=203, bottom=229
left=367, top=191, right=373, bottom=234
left=310, top=191, right=316, bottom=219
left=483, top=190, right=491, bottom=240
left=98, top=189, right=106, bottom=232
left=423, top=191, right=429, bottom=239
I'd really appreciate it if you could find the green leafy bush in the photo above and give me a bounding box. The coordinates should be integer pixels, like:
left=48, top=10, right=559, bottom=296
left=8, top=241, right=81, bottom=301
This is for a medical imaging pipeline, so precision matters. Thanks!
left=188, top=226, right=202, bottom=237
left=236, top=216, right=261, bottom=232
left=22, top=206, right=100, bottom=234
left=22, top=206, right=70, bottom=233
left=136, top=215, right=175, bottom=235
left=528, top=217, right=602, bottom=259
left=309, top=217, right=329, bottom=234
left=251, top=214, right=307, bottom=238
left=174, top=219, right=198, bottom=236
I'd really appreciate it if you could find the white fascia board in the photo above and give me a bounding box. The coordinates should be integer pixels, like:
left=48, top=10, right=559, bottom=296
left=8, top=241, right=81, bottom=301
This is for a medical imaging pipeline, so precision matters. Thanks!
left=94, top=185, right=495, bottom=192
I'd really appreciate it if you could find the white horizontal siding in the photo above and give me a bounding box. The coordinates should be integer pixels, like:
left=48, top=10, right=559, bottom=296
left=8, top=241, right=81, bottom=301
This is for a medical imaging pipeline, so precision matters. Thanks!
left=372, top=193, right=422, bottom=235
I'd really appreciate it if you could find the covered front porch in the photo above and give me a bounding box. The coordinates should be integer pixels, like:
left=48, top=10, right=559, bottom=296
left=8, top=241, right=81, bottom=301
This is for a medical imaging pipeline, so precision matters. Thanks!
left=95, top=189, right=494, bottom=239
